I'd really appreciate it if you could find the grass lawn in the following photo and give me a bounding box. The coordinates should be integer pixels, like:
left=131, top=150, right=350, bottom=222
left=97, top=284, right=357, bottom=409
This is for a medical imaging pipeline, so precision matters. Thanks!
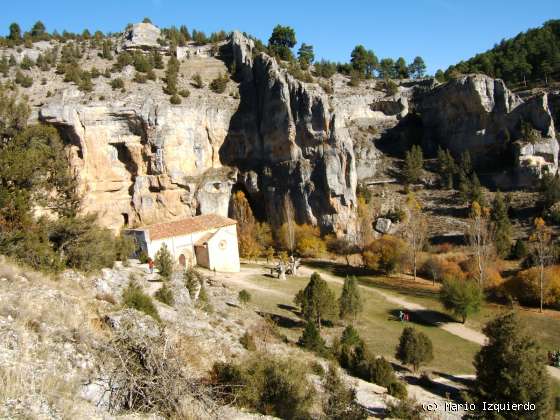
left=302, top=261, right=560, bottom=354
left=240, top=271, right=479, bottom=374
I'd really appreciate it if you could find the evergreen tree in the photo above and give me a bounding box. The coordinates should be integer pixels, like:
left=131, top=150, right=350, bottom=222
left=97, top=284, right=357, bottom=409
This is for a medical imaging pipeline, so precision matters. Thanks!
left=339, top=276, right=363, bottom=320
left=30, top=21, right=47, bottom=40
left=395, top=327, right=433, bottom=371
left=394, top=57, right=409, bottom=78
left=155, top=243, right=173, bottom=280
left=492, top=191, right=512, bottom=257
left=434, top=69, right=446, bottom=82
left=436, top=147, right=456, bottom=189
left=408, top=56, right=427, bottom=79
left=471, top=312, right=552, bottom=419
left=268, top=25, right=296, bottom=61
left=439, top=278, right=483, bottom=323
left=8, top=23, right=22, bottom=42
left=350, top=45, right=378, bottom=78
left=378, top=58, right=396, bottom=79
left=294, top=272, right=338, bottom=329
left=297, top=43, right=315, bottom=69
left=403, top=144, right=423, bottom=184
left=298, top=321, right=327, bottom=354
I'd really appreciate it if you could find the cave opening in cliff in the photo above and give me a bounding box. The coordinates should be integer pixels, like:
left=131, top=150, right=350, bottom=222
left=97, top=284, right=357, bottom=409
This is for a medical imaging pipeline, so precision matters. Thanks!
left=111, top=142, right=139, bottom=179
left=228, top=184, right=265, bottom=223
left=122, top=213, right=129, bottom=227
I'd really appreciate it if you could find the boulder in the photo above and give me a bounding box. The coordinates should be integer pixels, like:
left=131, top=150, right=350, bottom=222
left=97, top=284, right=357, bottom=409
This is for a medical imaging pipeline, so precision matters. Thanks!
left=375, top=218, right=393, bottom=234
left=121, top=22, right=162, bottom=50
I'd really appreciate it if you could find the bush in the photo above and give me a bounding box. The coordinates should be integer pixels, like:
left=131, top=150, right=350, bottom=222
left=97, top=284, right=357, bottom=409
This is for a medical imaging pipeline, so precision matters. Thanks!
left=366, top=357, right=397, bottom=388
left=505, top=266, right=560, bottom=308
left=386, top=398, right=424, bottom=419
left=296, top=235, right=327, bottom=258
left=209, top=73, right=229, bottom=93
left=184, top=267, right=205, bottom=299
left=439, top=278, right=483, bottom=323
left=192, top=73, right=203, bottom=88
left=512, top=239, right=528, bottom=259
left=240, top=331, right=257, bottom=351
left=298, top=321, right=327, bottom=355
left=419, top=256, right=465, bottom=283
left=211, top=355, right=315, bottom=419
left=154, top=283, right=174, bottom=306
left=387, top=380, right=408, bottom=399
left=155, top=243, right=173, bottom=280
left=169, top=94, right=181, bottom=104
left=323, top=364, right=368, bottom=420
left=133, top=72, right=147, bottom=83
left=238, top=289, right=251, bottom=305
left=395, top=326, right=433, bottom=371
left=178, top=88, right=190, bottom=98
left=122, top=281, right=161, bottom=322
left=110, top=77, right=124, bottom=90
left=114, top=233, right=136, bottom=262
left=363, top=235, right=408, bottom=274
left=15, top=70, right=33, bottom=87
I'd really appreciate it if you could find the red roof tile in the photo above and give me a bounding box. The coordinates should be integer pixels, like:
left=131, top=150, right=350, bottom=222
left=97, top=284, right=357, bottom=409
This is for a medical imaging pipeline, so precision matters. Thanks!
left=141, top=214, right=237, bottom=241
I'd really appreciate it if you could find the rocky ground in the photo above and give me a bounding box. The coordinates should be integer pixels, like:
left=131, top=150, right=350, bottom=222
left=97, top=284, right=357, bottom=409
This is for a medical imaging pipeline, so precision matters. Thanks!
left=0, top=255, right=475, bottom=419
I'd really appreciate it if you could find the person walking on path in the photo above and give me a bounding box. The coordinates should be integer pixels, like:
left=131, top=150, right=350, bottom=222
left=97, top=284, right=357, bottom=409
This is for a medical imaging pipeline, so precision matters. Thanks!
left=148, top=258, right=154, bottom=274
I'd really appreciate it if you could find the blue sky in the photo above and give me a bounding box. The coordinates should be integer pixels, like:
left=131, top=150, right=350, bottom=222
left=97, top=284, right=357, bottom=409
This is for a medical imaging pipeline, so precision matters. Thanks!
left=1, top=0, right=558, bottom=74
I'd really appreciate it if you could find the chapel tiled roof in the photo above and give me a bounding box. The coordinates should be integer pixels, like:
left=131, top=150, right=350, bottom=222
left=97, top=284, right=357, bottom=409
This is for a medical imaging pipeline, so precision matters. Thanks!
left=140, top=214, right=237, bottom=241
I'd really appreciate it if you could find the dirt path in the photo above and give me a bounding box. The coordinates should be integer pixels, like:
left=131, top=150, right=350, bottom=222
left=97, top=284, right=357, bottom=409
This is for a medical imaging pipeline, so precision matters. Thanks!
left=297, top=265, right=560, bottom=381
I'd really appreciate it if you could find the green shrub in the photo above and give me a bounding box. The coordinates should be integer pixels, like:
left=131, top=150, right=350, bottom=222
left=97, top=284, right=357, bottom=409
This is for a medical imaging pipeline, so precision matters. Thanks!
left=178, top=88, right=190, bottom=98
left=110, top=77, right=124, bottom=90
left=138, top=250, right=149, bottom=264
left=323, top=364, right=368, bottom=420
left=114, top=233, right=136, bottom=262
left=387, top=380, right=408, bottom=399
left=512, top=239, right=528, bottom=260
left=310, top=360, right=325, bottom=376
left=298, top=321, right=327, bottom=355
left=122, top=281, right=161, bottom=322
left=366, top=357, right=397, bottom=388
left=386, top=398, right=423, bottom=419
left=395, top=326, right=433, bottom=371
left=15, top=70, right=32, bottom=87
left=192, top=73, right=203, bottom=88
left=238, top=289, right=251, bottom=305
left=133, top=72, right=147, bottom=83
left=209, top=73, right=229, bottom=93
left=169, top=94, right=181, bottom=104
left=184, top=267, right=205, bottom=298
left=211, top=354, right=315, bottom=419
left=240, top=331, right=257, bottom=350
left=155, top=243, right=173, bottom=280
left=154, top=283, right=174, bottom=306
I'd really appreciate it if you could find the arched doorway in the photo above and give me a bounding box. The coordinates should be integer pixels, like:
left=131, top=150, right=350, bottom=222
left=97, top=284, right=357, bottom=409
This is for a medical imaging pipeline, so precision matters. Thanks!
left=179, top=254, right=186, bottom=268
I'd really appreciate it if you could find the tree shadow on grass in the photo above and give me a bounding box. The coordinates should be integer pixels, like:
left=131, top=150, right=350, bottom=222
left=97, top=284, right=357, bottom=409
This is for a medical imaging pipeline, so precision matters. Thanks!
left=401, top=374, right=465, bottom=401
left=256, top=311, right=304, bottom=329
left=304, top=259, right=375, bottom=277
left=388, top=308, right=456, bottom=327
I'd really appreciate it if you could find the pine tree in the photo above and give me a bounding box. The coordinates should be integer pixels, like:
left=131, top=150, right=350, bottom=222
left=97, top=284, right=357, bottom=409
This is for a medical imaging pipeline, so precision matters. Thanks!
left=403, top=144, right=423, bottom=184
left=408, top=56, right=427, bottom=79
left=492, top=191, right=512, bottom=257
left=395, top=327, right=433, bottom=371
left=436, top=147, right=456, bottom=189
left=297, top=43, right=315, bottom=69
left=471, top=312, right=552, bottom=419
left=339, top=276, right=363, bottom=320
left=297, top=321, right=326, bottom=354
left=268, top=25, right=296, bottom=61
left=155, top=243, right=173, bottom=280
left=294, top=272, right=338, bottom=329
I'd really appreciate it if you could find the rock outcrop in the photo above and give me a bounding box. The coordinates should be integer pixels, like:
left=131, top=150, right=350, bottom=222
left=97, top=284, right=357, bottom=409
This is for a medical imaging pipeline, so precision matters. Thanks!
left=120, top=22, right=162, bottom=51
left=223, top=31, right=357, bottom=234
left=417, top=74, right=558, bottom=185
left=35, top=30, right=559, bottom=234
left=40, top=94, right=238, bottom=229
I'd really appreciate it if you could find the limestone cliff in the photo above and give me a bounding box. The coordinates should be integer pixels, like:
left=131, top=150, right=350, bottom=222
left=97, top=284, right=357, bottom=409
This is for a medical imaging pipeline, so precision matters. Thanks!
left=30, top=29, right=559, bottom=234
left=416, top=74, right=558, bottom=185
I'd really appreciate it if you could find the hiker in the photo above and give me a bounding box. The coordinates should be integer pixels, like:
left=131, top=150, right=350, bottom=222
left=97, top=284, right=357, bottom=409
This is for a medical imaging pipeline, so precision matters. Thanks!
left=404, top=312, right=410, bottom=322
left=148, top=258, right=154, bottom=274
left=398, top=310, right=404, bottom=322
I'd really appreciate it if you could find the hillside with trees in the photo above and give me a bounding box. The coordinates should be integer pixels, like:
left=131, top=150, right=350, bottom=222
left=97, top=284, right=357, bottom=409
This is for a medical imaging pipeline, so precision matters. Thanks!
left=442, top=19, right=560, bottom=88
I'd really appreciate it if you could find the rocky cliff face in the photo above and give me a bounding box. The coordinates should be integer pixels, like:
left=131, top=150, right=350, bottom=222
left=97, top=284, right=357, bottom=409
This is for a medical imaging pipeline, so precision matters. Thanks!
left=40, top=90, right=238, bottom=229
left=34, top=29, right=559, bottom=234
left=222, top=32, right=357, bottom=233
left=417, top=74, right=558, bottom=185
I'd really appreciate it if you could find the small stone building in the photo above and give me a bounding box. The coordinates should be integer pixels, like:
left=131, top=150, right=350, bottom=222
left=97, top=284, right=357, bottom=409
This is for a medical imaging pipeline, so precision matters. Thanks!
left=127, top=214, right=240, bottom=273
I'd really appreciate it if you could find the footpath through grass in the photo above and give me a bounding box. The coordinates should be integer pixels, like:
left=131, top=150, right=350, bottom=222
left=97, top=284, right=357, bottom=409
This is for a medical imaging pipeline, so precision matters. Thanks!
left=238, top=267, right=479, bottom=374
